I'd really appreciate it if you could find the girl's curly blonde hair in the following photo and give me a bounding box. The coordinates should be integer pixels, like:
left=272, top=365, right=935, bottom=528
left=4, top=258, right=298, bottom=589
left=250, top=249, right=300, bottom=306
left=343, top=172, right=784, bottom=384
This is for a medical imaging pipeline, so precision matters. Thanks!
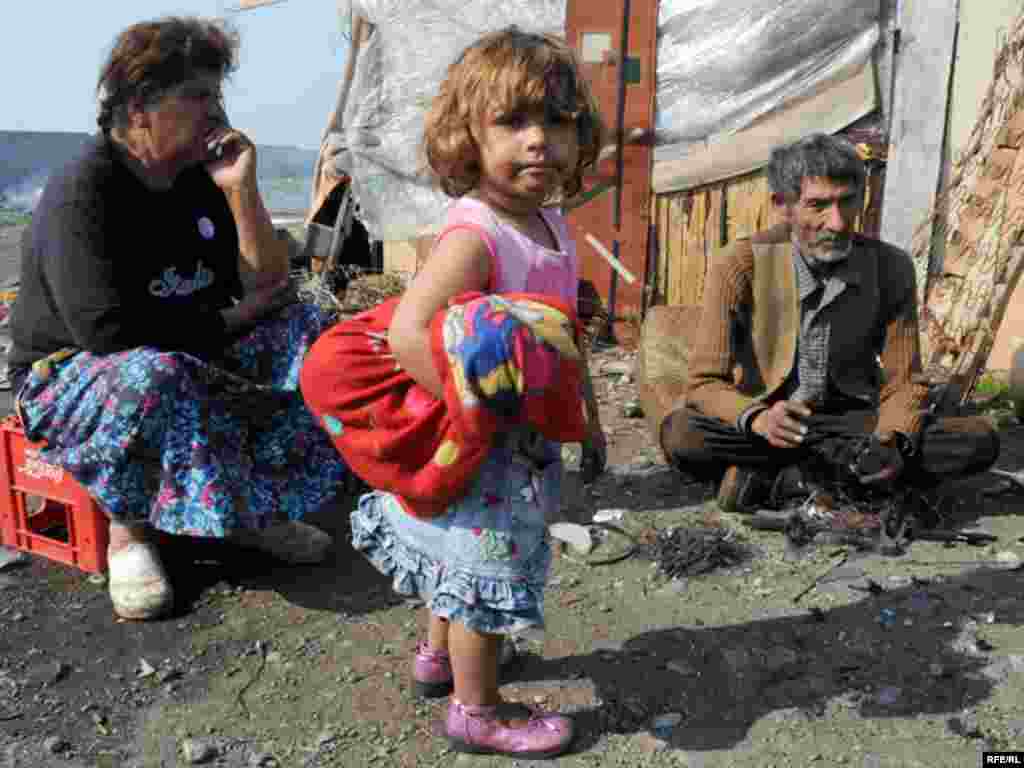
left=423, top=26, right=605, bottom=202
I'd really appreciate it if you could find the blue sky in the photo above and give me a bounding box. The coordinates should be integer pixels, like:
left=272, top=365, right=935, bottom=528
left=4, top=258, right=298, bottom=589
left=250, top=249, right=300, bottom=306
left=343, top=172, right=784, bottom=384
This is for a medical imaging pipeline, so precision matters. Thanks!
left=2, top=1, right=347, bottom=149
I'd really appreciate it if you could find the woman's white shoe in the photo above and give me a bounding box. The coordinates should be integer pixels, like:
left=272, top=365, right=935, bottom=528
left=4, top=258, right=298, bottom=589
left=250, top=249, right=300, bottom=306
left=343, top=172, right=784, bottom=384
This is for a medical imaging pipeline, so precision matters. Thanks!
left=229, top=521, right=332, bottom=564
left=107, top=541, right=174, bottom=620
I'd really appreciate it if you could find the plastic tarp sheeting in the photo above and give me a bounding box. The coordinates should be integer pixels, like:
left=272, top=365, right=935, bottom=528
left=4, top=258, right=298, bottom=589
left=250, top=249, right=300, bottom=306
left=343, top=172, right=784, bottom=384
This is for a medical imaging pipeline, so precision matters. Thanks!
left=334, top=0, right=564, bottom=241
left=337, top=0, right=880, bottom=239
left=655, top=0, right=880, bottom=163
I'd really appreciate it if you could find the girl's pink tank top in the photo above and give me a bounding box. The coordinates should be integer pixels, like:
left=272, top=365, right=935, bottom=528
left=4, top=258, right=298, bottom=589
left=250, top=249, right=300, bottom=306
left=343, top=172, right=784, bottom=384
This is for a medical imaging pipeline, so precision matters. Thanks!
left=435, top=197, right=578, bottom=303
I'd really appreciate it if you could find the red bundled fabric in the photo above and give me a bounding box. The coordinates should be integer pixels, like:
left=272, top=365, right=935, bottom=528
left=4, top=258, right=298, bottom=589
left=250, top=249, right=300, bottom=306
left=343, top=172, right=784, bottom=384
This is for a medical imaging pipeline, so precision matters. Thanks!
left=299, top=292, right=586, bottom=518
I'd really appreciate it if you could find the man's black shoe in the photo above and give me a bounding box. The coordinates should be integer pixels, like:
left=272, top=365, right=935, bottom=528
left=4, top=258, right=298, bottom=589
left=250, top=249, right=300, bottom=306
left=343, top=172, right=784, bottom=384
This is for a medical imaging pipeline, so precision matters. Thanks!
left=718, top=464, right=807, bottom=514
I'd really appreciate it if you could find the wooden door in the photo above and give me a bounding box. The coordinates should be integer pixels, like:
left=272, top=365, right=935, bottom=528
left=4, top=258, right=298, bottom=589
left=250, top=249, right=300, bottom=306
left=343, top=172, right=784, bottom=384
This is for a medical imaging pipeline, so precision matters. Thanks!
left=564, top=0, right=658, bottom=330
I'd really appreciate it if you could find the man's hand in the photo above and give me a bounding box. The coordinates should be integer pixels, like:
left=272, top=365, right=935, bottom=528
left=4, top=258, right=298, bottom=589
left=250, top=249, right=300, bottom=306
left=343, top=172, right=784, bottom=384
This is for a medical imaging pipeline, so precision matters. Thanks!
left=751, top=400, right=813, bottom=449
left=856, top=432, right=904, bottom=485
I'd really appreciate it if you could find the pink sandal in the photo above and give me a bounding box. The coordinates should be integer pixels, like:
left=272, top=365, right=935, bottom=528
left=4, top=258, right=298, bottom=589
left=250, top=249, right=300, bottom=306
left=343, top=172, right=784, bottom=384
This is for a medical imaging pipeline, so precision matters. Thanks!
left=445, top=698, right=574, bottom=758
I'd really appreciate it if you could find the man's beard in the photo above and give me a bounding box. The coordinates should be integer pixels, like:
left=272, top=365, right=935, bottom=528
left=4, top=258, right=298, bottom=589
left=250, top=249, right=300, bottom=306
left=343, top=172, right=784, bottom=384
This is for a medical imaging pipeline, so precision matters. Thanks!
left=807, top=236, right=852, bottom=265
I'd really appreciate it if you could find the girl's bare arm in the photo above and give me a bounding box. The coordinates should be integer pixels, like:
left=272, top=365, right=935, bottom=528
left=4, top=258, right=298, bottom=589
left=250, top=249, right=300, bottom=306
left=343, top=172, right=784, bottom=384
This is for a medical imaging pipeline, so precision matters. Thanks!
left=388, top=229, right=490, bottom=396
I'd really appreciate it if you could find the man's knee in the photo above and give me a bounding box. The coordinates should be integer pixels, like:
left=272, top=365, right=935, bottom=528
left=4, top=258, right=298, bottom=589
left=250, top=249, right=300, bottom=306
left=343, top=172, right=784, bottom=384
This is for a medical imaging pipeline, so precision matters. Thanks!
left=659, top=407, right=709, bottom=467
left=920, top=415, right=1000, bottom=477
left=636, top=305, right=700, bottom=449
left=959, top=416, right=1000, bottom=474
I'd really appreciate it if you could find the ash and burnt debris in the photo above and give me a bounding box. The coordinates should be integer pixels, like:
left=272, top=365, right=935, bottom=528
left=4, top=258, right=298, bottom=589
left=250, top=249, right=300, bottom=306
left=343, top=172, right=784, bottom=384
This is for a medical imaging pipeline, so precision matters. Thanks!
left=641, top=525, right=754, bottom=580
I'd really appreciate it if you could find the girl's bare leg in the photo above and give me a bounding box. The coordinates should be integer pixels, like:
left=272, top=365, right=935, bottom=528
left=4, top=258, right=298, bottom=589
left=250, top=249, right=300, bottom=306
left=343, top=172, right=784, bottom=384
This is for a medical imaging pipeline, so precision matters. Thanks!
left=427, top=613, right=449, bottom=652
left=449, top=621, right=501, bottom=706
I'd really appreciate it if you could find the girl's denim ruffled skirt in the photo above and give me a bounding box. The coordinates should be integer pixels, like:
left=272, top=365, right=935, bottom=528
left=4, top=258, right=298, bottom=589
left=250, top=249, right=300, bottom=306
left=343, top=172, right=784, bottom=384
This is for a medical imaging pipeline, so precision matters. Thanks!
left=350, top=435, right=560, bottom=635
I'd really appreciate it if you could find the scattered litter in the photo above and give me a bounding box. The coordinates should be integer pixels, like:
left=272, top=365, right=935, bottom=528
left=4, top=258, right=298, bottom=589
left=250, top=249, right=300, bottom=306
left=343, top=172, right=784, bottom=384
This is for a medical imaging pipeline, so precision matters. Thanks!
left=1009, top=718, right=1024, bottom=739
left=137, top=659, right=156, bottom=678
left=792, top=550, right=851, bottom=603
left=156, top=668, right=182, bottom=685
left=181, top=737, right=218, bottom=764
left=0, top=675, right=20, bottom=721
left=549, top=523, right=593, bottom=555
left=592, top=509, right=626, bottom=524
left=658, top=578, right=689, bottom=596
left=651, top=712, right=684, bottom=739
left=907, top=591, right=932, bottom=613
left=666, top=659, right=698, bottom=677
left=0, top=546, right=29, bottom=571
left=946, top=711, right=982, bottom=738
left=995, top=551, right=1023, bottom=570
left=952, top=627, right=988, bottom=657
left=878, top=608, right=897, bottom=629
left=43, top=736, right=69, bottom=754
left=876, top=686, right=902, bottom=706
left=850, top=578, right=886, bottom=596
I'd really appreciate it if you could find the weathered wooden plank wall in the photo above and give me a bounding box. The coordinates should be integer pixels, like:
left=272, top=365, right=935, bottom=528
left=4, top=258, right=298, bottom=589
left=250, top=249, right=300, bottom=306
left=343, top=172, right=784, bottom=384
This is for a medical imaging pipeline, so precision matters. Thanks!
left=650, top=162, right=886, bottom=308
left=651, top=172, right=774, bottom=307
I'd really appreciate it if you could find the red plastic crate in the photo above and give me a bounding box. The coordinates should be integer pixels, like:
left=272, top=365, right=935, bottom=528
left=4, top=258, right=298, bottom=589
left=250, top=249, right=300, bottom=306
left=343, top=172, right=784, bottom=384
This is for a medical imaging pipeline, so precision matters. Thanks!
left=0, top=416, right=109, bottom=573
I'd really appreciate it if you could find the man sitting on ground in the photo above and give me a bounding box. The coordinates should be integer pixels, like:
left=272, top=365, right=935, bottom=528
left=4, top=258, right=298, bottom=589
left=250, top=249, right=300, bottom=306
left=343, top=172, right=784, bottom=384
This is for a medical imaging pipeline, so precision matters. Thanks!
left=651, top=133, right=999, bottom=513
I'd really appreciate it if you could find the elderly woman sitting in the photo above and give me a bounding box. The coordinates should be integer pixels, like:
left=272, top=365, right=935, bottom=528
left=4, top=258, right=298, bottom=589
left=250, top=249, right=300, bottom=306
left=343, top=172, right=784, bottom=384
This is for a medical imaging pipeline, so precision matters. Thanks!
left=7, top=16, right=348, bottom=620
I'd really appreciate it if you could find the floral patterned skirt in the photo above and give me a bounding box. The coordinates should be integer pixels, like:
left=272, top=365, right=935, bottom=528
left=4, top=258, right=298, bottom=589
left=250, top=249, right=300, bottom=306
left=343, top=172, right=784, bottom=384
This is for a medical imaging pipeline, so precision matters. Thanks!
left=16, top=303, right=348, bottom=537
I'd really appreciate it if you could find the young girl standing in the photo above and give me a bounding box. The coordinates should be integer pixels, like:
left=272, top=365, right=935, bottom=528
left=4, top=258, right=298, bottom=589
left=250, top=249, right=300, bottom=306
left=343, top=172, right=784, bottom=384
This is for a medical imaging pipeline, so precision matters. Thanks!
left=351, top=27, right=606, bottom=758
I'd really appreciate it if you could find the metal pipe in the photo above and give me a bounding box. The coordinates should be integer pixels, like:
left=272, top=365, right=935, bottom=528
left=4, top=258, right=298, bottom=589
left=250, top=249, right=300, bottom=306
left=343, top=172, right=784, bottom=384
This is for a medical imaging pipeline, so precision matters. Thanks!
left=603, top=0, right=632, bottom=344
left=612, top=0, right=632, bottom=230
left=603, top=241, right=620, bottom=342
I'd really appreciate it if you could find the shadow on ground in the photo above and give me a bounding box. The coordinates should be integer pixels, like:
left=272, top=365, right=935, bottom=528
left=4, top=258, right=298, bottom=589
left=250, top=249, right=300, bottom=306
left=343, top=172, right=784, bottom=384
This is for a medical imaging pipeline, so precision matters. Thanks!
left=506, top=563, right=1023, bottom=754
left=59, top=493, right=398, bottom=622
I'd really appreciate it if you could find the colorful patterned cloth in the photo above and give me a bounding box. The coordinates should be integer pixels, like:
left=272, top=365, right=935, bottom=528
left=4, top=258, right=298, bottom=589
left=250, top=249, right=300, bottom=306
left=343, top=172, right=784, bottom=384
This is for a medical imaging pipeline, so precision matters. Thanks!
left=300, top=292, right=586, bottom=518
left=16, top=303, right=349, bottom=536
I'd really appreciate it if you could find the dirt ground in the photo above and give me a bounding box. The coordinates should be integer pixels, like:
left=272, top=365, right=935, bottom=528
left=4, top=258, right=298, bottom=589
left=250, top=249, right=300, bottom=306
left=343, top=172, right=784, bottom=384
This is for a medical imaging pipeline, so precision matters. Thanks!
left=3, top=221, right=1024, bottom=767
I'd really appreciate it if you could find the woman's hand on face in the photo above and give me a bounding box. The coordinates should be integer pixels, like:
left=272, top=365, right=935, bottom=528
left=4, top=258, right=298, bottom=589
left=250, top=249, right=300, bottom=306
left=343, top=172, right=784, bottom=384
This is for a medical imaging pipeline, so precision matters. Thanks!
left=204, top=128, right=257, bottom=191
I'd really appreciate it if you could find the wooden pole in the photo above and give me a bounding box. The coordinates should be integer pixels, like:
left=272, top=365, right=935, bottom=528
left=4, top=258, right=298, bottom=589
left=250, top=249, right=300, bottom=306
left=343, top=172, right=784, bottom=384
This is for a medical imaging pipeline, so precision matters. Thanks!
left=309, top=11, right=369, bottom=211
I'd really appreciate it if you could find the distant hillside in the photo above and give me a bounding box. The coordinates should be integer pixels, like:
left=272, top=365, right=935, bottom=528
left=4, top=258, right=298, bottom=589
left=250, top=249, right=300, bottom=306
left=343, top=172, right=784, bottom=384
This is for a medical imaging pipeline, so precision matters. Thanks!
left=0, top=131, right=92, bottom=203
left=0, top=130, right=319, bottom=210
left=256, top=143, right=320, bottom=180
